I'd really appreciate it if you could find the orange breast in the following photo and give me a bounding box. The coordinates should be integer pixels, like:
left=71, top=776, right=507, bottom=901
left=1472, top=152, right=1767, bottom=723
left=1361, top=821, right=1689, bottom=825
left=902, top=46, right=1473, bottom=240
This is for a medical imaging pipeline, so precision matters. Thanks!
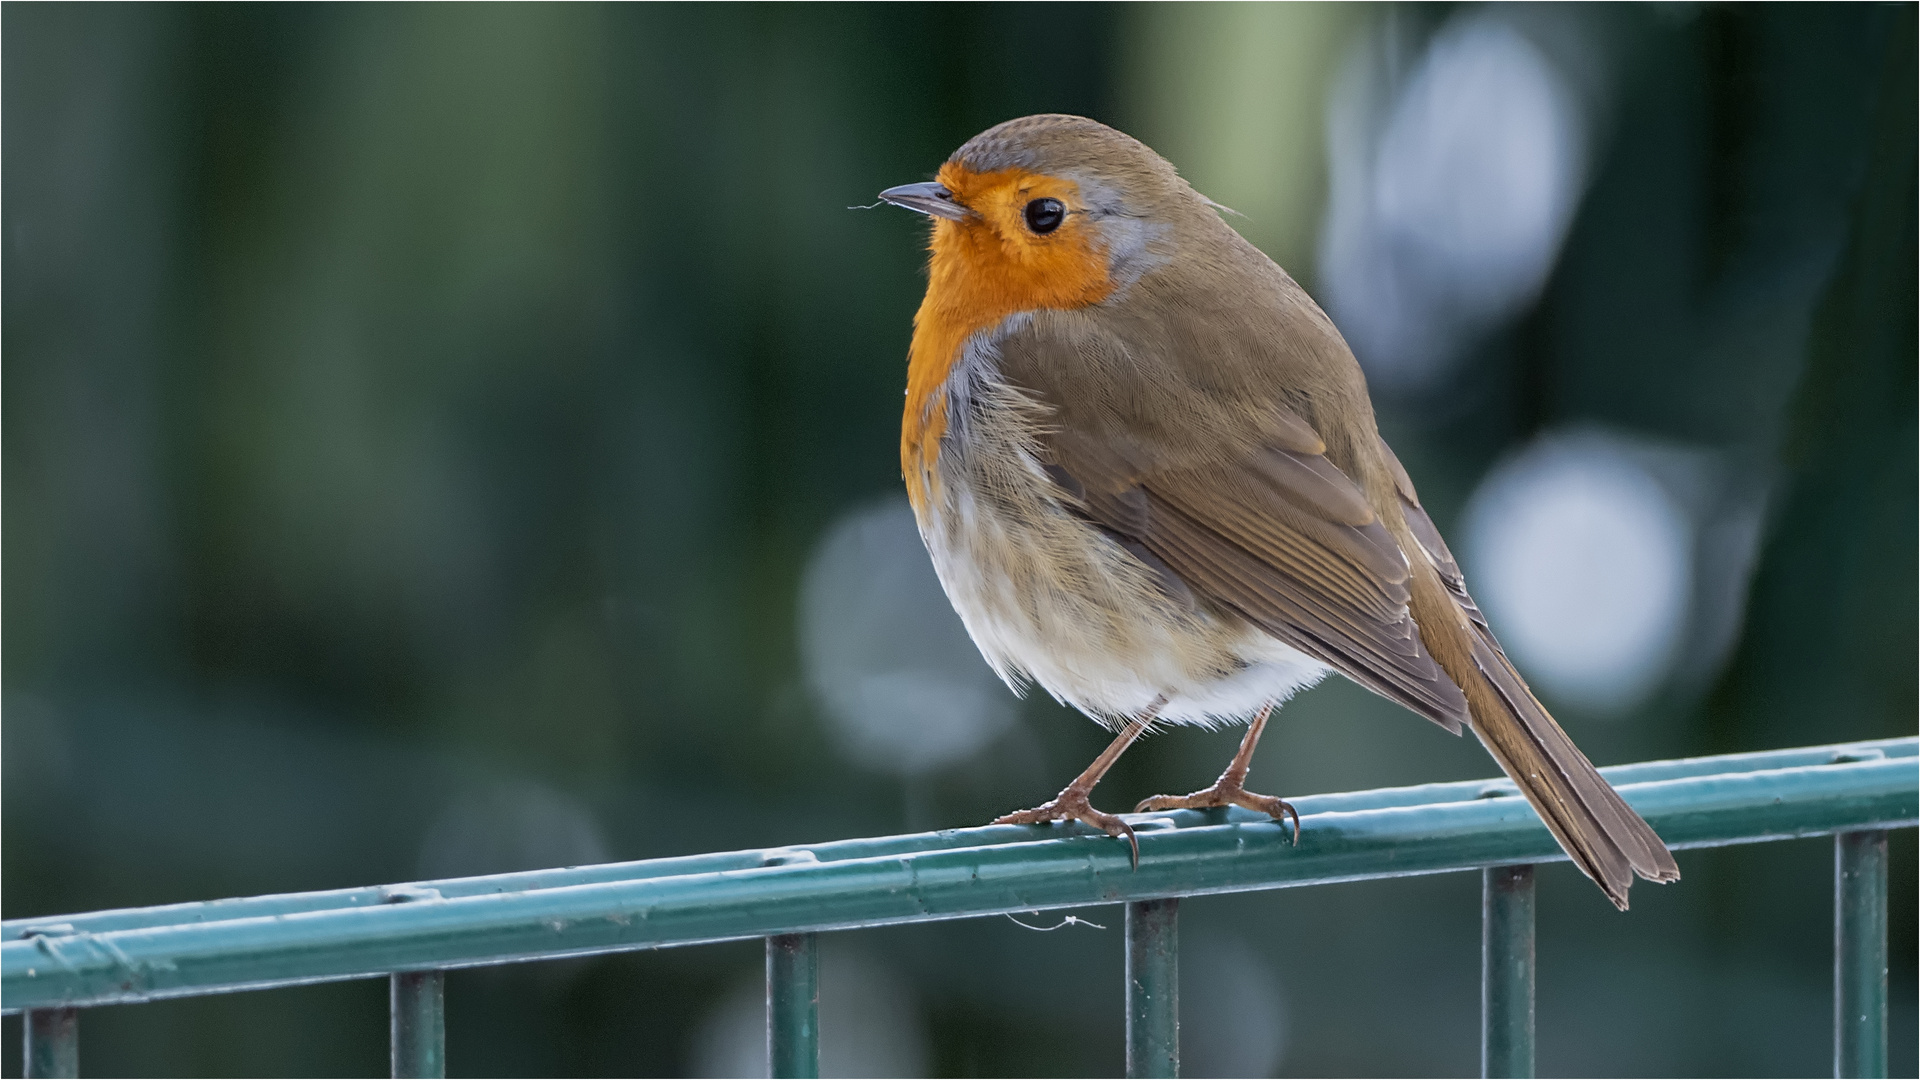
left=901, top=164, right=1117, bottom=513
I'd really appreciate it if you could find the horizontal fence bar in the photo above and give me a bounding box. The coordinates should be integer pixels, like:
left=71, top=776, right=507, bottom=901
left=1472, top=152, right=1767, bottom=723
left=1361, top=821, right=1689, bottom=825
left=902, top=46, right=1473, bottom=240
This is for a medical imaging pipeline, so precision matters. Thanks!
left=12, top=737, right=1908, bottom=944
left=3, top=744, right=1913, bottom=1013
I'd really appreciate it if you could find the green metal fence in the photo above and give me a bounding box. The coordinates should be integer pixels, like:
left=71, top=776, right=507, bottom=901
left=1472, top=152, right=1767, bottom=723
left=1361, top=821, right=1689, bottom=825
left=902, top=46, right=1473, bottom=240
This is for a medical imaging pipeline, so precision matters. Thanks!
left=5, top=736, right=1914, bottom=1078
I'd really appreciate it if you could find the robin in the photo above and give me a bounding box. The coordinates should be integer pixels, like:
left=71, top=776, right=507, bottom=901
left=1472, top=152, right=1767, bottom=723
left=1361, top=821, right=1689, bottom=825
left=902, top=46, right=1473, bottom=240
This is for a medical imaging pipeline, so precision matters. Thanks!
left=878, top=114, right=1678, bottom=909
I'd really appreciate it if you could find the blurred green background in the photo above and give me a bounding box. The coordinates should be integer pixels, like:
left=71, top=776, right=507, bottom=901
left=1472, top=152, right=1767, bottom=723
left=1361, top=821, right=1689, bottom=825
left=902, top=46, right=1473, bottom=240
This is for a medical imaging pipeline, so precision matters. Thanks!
left=3, top=3, right=1913, bottom=1076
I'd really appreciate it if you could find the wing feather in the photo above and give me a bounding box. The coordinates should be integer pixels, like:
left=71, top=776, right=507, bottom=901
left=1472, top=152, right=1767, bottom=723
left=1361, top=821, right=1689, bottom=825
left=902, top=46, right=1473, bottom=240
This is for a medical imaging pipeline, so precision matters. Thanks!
left=993, top=314, right=1469, bottom=732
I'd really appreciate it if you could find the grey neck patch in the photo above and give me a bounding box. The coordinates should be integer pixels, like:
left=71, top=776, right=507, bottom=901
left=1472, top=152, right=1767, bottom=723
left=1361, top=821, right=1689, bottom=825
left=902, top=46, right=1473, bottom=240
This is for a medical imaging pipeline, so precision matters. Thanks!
left=1066, top=171, right=1173, bottom=295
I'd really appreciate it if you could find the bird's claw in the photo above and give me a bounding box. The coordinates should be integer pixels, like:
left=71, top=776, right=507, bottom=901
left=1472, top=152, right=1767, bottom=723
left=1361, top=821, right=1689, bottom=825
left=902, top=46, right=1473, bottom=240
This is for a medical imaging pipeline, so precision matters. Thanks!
left=1134, top=781, right=1301, bottom=845
left=994, top=790, right=1141, bottom=868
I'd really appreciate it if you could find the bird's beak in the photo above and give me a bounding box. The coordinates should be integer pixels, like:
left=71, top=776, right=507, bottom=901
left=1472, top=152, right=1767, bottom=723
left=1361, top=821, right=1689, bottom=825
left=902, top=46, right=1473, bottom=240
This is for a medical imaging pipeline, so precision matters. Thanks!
left=878, top=181, right=974, bottom=221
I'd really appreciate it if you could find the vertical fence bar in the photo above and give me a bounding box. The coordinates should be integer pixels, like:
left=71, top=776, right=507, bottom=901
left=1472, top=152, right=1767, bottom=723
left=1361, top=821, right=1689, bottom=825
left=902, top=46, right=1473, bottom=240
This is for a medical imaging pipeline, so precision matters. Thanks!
left=390, top=971, right=446, bottom=1078
left=23, top=1008, right=78, bottom=1079
left=1126, top=898, right=1179, bottom=1079
left=1481, top=865, right=1536, bottom=1079
left=1834, top=831, right=1888, bottom=1079
left=767, top=933, right=819, bottom=1079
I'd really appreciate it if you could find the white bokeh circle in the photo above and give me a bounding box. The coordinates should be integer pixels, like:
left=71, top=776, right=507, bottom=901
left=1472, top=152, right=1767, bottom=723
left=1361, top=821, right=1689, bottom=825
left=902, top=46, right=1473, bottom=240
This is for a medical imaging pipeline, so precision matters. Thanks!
left=1462, top=430, right=1693, bottom=713
left=798, top=497, right=1016, bottom=775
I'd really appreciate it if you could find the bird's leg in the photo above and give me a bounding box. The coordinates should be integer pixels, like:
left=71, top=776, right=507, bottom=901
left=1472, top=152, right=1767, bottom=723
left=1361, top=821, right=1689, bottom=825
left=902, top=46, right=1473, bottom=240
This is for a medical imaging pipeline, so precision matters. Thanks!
left=993, top=699, right=1163, bottom=867
left=1133, top=703, right=1300, bottom=843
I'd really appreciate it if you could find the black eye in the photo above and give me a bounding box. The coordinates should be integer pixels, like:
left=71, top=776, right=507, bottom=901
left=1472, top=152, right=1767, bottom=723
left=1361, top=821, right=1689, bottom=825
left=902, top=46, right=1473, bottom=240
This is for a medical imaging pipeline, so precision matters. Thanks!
left=1024, top=198, right=1065, bottom=234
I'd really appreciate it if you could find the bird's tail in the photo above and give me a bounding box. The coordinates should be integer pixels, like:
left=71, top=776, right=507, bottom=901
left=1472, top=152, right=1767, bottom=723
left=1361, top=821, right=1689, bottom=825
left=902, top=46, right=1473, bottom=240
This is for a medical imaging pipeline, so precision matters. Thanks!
left=1458, top=631, right=1680, bottom=910
left=1386, top=454, right=1679, bottom=910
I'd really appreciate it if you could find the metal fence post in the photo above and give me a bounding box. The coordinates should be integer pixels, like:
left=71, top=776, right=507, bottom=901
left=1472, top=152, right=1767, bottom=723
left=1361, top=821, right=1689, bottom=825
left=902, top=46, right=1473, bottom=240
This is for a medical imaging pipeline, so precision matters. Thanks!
left=23, top=1008, right=78, bottom=1078
left=1834, top=830, right=1887, bottom=1079
left=1481, top=865, right=1535, bottom=1079
left=1126, top=898, right=1179, bottom=1079
left=767, top=933, right=819, bottom=1079
left=391, top=971, right=446, bottom=1078
left=380, top=885, right=446, bottom=1078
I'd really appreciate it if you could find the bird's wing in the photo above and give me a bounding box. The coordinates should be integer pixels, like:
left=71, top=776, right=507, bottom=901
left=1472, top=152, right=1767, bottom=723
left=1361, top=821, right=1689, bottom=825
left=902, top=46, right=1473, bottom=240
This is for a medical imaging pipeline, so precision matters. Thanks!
left=992, top=309, right=1469, bottom=731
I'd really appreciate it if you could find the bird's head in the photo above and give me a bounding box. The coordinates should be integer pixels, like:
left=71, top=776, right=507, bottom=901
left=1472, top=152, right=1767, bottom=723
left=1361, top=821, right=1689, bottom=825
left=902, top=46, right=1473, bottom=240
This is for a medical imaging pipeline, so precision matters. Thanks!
left=880, top=115, right=1204, bottom=315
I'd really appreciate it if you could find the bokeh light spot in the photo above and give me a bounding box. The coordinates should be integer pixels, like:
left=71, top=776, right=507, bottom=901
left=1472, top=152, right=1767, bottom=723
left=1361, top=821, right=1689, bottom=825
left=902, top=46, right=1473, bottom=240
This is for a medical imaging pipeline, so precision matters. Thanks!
left=1462, top=430, right=1693, bottom=714
left=799, top=498, right=1017, bottom=776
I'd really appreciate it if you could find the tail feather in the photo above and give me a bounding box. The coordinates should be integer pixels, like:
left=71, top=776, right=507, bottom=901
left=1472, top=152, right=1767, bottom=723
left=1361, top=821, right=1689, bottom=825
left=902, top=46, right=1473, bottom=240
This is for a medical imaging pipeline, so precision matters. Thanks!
left=1465, top=634, right=1680, bottom=909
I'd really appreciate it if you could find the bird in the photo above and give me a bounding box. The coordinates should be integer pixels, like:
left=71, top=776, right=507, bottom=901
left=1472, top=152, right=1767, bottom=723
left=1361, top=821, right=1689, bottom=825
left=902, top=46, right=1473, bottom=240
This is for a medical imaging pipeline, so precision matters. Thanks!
left=876, top=113, right=1678, bottom=910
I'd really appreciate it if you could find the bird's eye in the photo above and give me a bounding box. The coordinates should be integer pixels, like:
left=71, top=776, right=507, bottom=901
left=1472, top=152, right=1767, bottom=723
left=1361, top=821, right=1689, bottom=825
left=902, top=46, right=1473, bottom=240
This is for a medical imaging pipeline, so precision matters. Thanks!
left=1024, top=198, right=1066, bottom=234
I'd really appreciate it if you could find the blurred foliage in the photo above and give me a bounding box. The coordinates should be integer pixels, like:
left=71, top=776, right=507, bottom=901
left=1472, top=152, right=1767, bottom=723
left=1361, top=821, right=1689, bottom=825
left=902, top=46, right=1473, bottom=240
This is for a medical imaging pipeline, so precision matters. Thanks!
left=3, top=3, right=1913, bottom=1077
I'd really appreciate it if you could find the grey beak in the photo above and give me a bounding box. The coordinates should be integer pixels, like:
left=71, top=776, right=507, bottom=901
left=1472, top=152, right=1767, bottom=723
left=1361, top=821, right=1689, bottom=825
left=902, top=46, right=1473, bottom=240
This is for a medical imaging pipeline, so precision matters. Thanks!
left=878, top=181, right=974, bottom=221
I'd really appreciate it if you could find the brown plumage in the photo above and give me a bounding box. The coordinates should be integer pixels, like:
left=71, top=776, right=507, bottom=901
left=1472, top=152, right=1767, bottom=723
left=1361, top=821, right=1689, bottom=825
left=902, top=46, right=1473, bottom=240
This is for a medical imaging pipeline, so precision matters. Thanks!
left=880, top=113, right=1678, bottom=908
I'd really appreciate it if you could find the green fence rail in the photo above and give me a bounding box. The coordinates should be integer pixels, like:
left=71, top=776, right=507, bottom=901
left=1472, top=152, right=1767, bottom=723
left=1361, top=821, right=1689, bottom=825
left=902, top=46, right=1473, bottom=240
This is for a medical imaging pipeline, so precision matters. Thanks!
left=5, top=737, right=1914, bottom=1078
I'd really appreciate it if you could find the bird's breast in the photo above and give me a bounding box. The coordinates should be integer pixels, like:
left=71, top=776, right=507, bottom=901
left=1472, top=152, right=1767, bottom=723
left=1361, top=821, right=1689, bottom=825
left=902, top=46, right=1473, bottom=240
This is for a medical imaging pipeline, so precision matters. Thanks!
left=907, top=325, right=1327, bottom=725
left=902, top=210, right=1116, bottom=513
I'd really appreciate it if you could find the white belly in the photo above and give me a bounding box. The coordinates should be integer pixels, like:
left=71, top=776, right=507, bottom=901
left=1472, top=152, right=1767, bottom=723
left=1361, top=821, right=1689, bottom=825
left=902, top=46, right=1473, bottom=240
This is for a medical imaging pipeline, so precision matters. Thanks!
left=913, top=363, right=1328, bottom=729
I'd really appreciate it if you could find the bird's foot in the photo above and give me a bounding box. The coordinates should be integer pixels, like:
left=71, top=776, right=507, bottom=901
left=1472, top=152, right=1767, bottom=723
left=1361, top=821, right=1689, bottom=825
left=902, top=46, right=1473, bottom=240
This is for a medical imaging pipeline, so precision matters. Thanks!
left=994, top=788, right=1140, bottom=868
left=1134, top=776, right=1301, bottom=844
